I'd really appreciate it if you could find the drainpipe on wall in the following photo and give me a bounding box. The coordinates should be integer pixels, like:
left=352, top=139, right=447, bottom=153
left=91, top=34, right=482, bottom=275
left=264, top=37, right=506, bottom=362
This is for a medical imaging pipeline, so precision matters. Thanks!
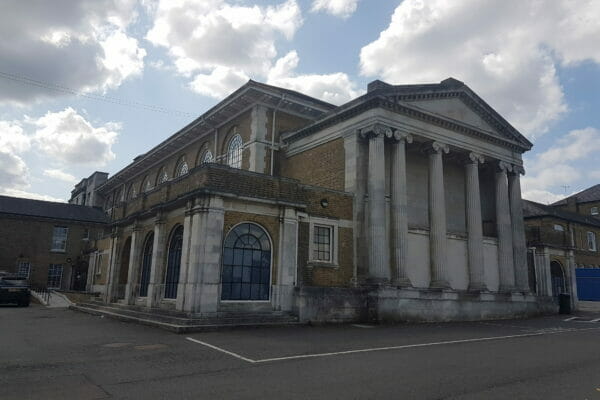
left=271, top=95, right=285, bottom=176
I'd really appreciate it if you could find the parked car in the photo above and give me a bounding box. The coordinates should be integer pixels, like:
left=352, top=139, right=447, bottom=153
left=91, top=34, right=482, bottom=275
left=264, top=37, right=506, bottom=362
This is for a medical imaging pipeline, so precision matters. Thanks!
left=0, top=275, right=30, bottom=306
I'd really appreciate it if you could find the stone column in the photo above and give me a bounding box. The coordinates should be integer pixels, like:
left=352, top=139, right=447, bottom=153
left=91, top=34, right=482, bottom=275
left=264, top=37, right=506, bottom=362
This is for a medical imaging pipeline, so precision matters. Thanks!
left=390, top=131, right=413, bottom=286
left=104, top=231, right=119, bottom=303
left=124, top=224, right=142, bottom=305
left=427, top=141, right=450, bottom=289
left=274, top=207, right=299, bottom=311
left=183, top=201, right=205, bottom=313
left=495, top=161, right=515, bottom=292
left=509, top=166, right=529, bottom=293
left=361, top=124, right=390, bottom=282
left=146, top=214, right=167, bottom=308
left=176, top=204, right=194, bottom=311
left=465, top=152, right=487, bottom=291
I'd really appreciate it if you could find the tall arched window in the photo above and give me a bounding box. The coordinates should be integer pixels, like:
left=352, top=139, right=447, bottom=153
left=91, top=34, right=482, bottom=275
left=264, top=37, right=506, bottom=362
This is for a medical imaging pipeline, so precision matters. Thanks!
left=202, top=150, right=214, bottom=164
left=142, top=176, right=153, bottom=193
left=157, top=167, right=169, bottom=185
left=164, top=225, right=183, bottom=299
left=227, top=134, right=243, bottom=169
left=221, top=223, right=271, bottom=301
left=127, top=183, right=137, bottom=200
left=175, top=158, right=189, bottom=177
left=138, top=232, right=154, bottom=297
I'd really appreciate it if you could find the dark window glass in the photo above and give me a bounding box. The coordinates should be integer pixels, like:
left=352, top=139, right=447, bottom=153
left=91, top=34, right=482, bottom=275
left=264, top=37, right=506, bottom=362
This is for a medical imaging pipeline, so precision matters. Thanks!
left=313, top=225, right=332, bottom=261
left=164, top=226, right=183, bottom=299
left=138, top=233, right=154, bottom=297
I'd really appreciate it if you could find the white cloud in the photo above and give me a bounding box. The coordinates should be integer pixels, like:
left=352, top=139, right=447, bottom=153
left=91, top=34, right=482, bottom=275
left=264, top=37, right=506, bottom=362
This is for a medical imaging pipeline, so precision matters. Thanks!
left=360, top=0, right=600, bottom=138
left=0, top=187, right=64, bottom=203
left=0, top=1, right=145, bottom=104
left=43, top=169, right=78, bottom=184
left=30, top=107, right=119, bottom=166
left=267, top=51, right=362, bottom=104
left=190, top=67, right=249, bottom=99
left=521, top=127, right=600, bottom=203
left=311, top=0, right=359, bottom=18
left=0, top=120, right=30, bottom=153
left=0, top=150, right=29, bottom=190
left=146, top=0, right=302, bottom=78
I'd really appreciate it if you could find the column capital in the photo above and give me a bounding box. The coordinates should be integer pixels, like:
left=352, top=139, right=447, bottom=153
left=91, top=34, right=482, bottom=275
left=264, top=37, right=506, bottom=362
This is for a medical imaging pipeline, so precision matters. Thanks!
left=132, top=220, right=142, bottom=232
left=359, top=123, right=392, bottom=140
left=467, top=152, right=485, bottom=164
left=423, top=141, right=450, bottom=155
left=496, top=160, right=512, bottom=173
left=392, top=131, right=413, bottom=144
left=511, top=165, right=525, bottom=175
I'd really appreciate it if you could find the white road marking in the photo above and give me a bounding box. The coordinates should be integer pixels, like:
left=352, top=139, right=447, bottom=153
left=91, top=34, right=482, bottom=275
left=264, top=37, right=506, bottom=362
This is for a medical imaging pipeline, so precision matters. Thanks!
left=351, top=324, right=376, bottom=329
left=186, top=337, right=257, bottom=363
left=563, top=317, right=578, bottom=322
left=187, top=326, right=600, bottom=364
left=589, top=318, right=600, bottom=323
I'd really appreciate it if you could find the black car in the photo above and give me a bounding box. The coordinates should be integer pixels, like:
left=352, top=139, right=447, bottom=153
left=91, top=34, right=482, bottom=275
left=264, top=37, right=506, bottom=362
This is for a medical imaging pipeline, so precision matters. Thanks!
left=0, top=276, right=30, bottom=306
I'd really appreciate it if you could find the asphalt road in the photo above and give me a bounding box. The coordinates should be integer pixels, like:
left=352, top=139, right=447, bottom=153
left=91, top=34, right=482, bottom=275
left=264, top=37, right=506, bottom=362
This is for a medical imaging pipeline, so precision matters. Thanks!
left=2, top=304, right=600, bottom=399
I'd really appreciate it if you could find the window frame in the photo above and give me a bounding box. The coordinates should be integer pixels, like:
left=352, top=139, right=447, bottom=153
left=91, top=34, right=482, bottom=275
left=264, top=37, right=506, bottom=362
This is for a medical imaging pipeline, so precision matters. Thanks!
left=553, top=224, right=564, bottom=232
left=308, top=217, right=339, bottom=267
left=17, top=261, right=31, bottom=279
left=47, top=264, right=63, bottom=289
left=51, top=226, right=69, bottom=252
left=591, top=207, right=599, bottom=216
left=202, top=149, right=214, bottom=164
left=587, top=231, right=597, bottom=252
left=226, top=134, right=243, bottom=169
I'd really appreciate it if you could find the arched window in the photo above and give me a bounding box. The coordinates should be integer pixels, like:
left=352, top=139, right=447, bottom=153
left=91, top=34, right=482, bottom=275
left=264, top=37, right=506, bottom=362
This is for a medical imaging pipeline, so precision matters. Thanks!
left=227, top=134, right=243, bottom=169
left=221, top=223, right=271, bottom=301
left=157, top=167, right=169, bottom=185
left=142, top=176, right=153, bottom=193
left=164, top=225, right=184, bottom=299
left=175, top=159, right=188, bottom=177
left=202, top=150, right=214, bottom=164
left=138, top=232, right=154, bottom=297
left=127, top=183, right=137, bottom=200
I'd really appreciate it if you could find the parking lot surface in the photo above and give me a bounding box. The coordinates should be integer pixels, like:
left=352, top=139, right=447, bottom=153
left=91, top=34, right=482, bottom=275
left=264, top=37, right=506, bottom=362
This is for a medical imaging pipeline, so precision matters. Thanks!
left=2, top=304, right=600, bottom=399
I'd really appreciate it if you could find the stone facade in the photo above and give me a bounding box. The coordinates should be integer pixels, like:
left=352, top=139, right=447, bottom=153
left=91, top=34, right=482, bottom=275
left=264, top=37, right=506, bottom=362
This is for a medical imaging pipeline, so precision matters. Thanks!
left=90, top=78, right=554, bottom=322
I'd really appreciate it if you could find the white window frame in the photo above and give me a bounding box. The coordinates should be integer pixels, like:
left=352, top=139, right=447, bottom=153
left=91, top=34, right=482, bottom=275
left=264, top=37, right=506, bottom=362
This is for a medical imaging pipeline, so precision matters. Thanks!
left=47, top=264, right=63, bottom=289
left=587, top=231, right=597, bottom=252
left=591, top=207, right=599, bottom=216
left=17, top=261, right=30, bottom=279
left=176, top=161, right=189, bottom=177
left=553, top=224, right=564, bottom=232
left=95, top=253, right=103, bottom=276
left=51, top=226, right=68, bottom=252
left=308, top=217, right=339, bottom=266
left=202, top=150, right=214, bottom=164
left=227, top=134, right=243, bottom=169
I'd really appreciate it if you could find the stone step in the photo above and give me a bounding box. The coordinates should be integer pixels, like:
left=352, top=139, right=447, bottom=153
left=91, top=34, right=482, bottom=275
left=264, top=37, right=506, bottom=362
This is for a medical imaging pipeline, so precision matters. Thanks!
left=70, top=302, right=300, bottom=333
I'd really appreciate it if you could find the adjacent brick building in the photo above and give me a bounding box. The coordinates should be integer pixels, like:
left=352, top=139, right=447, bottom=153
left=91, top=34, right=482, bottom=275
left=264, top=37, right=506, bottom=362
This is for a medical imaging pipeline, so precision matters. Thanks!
left=0, top=195, right=109, bottom=290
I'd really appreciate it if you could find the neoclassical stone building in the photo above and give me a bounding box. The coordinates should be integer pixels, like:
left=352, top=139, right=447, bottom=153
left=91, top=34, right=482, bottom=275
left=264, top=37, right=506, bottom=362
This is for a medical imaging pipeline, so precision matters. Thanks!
left=89, top=78, right=553, bottom=323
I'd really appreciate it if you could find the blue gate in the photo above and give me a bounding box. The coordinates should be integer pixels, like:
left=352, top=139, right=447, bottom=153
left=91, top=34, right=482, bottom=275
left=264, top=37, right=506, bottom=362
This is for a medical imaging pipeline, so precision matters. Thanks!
left=576, top=268, right=600, bottom=301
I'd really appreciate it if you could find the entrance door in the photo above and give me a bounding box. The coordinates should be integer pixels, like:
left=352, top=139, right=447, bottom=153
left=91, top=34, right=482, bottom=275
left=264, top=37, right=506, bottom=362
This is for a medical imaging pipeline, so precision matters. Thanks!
left=550, top=261, right=566, bottom=298
left=221, top=223, right=271, bottom=301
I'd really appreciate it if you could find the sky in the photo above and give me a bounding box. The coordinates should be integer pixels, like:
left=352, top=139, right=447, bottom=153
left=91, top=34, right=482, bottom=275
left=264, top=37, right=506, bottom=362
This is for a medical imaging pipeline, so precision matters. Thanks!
left=0, top=0, right=599, bottom=204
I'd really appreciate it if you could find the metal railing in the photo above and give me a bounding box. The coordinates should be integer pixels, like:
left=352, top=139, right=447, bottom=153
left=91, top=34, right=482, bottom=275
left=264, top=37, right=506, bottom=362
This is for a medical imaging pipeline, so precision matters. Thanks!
left=31, top=286, right=50, bottom=305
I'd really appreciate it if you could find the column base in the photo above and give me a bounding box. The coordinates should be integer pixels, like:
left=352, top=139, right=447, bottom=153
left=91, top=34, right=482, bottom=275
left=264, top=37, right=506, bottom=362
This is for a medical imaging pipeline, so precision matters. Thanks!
left=498, top=285, right=515, bottom=293
left=468, top=283, right=488, bottom=292
left=429, top=280, right=450, bottom=289
left=392, top=277, right=413, bottom=288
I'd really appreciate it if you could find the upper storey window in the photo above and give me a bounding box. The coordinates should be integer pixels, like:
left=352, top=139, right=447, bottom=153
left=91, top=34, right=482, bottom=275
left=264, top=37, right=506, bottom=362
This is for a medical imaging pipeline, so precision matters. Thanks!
left=176, top=159, right=189, bottom=177
left=157, top=167, right=169, bottom=185
left=591, top=207, right=599, bottom=216
left=127, top=183, right=137, bottom=200
left=142, top=176, right=153, bottom=193
left=227, top=134, right=242, bottom=169
left=202, top=150, right=214, bottom=164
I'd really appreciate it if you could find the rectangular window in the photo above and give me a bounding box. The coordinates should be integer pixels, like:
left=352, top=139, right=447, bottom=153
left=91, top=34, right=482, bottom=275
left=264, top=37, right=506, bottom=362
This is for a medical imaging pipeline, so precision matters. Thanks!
left=553, top=224, right=564, bottom=231
left=591, top=207, right=599, bottom=216
left=83, top=229, right=90, bottom=240
left=51, top=226, right=68, bottom=252
left=47, top=264, right=63, bottom=289
left=17, top=261, right=30, bottom=279
left=313, top=225, right=332, bottom=262
left=95, top=254, right=103, bottom=276
left=587, top=232, right=597, bottom=252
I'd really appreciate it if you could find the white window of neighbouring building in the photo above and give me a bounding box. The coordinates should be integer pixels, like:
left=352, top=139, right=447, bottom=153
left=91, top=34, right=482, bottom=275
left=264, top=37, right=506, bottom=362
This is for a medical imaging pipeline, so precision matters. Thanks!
left=221, top=223, right=271, bottom=301
left=588, top=231, right=597, bottom=251
left=51, top=226, right=68, bottom=252
left=308, top=217, right=339, bottom=265
left=592, top=207, right=599, bottom=216
left=17, top=261, right=30, bottom=279
left=47, top=264, right=63, bottom=289
left=227, top=134, right=243, bottom=169
left=553, top=224, right=564, bottom=231
left=202, top=150, right=214, bottom=164
left=175, top=158, right=188, bottom=177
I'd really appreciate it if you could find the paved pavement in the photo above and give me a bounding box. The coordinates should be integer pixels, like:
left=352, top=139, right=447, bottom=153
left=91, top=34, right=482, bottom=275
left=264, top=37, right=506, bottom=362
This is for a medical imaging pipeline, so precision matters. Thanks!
left=2, top=304, right=600, bottom=399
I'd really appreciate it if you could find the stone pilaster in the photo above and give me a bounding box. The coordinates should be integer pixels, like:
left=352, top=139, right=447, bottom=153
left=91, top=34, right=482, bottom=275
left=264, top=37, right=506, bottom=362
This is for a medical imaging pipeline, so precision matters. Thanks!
left=183, top=201, right=205, bottom=313
left=427, top=141, right=450, bottom=289
left=495, top=161, right=515, bottom=292
left=176, top=203, right=194, bottom=311
left=390, top=131, right=413, bottom=286
left=509, top=166, right=529, bottom=292
left=146, top=214, right=167, bottom=308
left=104, top=231, right=119, bottom=303
left=124, top=223, right=142, bottom=305
left=274, top=207, right=298, bottom=311
left=465, top=152, right=487, bottom=291
left=361, top=124, right=390, bottom=282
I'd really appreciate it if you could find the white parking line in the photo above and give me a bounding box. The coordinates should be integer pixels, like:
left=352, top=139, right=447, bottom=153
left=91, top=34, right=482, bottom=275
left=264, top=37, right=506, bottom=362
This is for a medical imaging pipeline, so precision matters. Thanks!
left=186, top=326, right=600, bottom=364
left=563, top=317, right=578, bottom=322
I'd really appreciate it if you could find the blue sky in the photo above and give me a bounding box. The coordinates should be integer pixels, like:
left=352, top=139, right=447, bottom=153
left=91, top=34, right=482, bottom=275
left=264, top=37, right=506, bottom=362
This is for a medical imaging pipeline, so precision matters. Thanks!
left=0, top=0, right=599, bottom=204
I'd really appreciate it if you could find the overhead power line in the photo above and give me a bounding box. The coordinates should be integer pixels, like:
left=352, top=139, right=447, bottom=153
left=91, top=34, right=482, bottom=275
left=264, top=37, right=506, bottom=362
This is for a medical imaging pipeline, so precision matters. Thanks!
left=0, top=69, right=196, bottom=118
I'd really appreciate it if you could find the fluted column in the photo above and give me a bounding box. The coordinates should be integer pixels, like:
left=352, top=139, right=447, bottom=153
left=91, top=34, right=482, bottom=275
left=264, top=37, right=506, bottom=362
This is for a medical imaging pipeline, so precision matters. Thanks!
left=124, top=224, right=142, bottom=305
left=465, top=152, right=487, bottom=291
left=361, top=124, right=390, bottom=282
left=427, top=141, right=450, bottom=289
left=391, top=131, right=413, bottom=286
left=495, top=161, right=515, bottom=292
left=509, top=166, right=529, bottom=292
left=146, top=214, right=167, bottom=308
